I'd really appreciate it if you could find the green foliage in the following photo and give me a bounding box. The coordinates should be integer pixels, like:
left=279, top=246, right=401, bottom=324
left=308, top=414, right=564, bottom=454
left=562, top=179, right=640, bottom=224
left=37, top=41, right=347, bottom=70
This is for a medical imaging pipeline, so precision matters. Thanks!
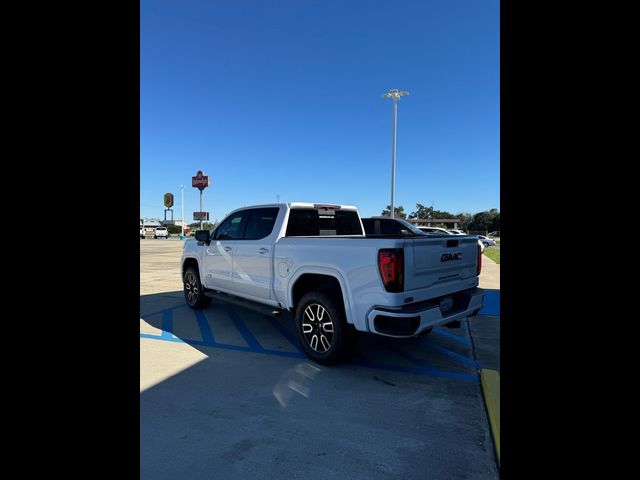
left=380, top=205, right=407, bottom=219
left=408, top=203, right=455, bottom=220
left=189, top=221, right=215, bottom=230
left=391, top=203, right=499, bottom=233
left=468, top=209, right=500, bottom=233
left=166, top=225, right=182, bottom=235
left=457, top=213, right=473, bottom=231
left=489, top=212, right=500, bottom=233
left=408, top=203, right=431, bottom=219
left=483, top=247, right=500, bottom=264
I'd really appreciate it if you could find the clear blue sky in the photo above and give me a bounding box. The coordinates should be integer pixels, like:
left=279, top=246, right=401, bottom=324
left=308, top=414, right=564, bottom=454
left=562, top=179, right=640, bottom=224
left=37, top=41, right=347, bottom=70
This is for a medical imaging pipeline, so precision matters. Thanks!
left=141, top=0, right=499, bottom=223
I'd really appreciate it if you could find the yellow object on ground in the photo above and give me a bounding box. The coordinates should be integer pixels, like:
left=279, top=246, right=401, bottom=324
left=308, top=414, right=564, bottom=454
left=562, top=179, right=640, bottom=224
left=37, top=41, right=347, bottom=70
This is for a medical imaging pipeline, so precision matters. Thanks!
left=481, top=369, right=500, bottom=463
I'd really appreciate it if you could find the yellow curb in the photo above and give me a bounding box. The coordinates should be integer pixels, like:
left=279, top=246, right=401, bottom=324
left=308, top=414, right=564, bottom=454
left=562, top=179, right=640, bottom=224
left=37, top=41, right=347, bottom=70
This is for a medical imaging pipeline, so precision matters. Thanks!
left=480, top=369, right=500, bottom=463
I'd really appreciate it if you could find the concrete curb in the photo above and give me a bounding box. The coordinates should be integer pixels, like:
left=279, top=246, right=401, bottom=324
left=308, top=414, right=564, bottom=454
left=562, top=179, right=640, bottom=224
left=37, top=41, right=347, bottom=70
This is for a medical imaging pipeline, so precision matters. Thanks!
left=480, top=368, right=500, bottom=464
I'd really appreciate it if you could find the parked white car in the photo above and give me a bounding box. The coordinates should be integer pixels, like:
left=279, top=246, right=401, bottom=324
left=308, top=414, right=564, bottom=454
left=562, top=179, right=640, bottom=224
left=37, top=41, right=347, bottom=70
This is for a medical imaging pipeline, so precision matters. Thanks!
left=154, top=226, right=169, bottom=239
left=418, top=226, right=451, bottom=235
left=140, top=226, right=145, bottom=239
left=418, top=227, right=485, bottom=253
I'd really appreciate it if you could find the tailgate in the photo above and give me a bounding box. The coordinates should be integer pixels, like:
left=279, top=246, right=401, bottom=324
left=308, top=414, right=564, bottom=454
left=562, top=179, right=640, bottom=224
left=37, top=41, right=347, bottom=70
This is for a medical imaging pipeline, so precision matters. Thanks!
left=404, top=235, right=478, bottom=291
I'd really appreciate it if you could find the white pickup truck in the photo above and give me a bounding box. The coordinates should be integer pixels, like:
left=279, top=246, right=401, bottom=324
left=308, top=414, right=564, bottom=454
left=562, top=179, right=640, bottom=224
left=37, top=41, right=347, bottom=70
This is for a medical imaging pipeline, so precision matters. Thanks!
left=154, top=226, right=169, bottom=239
left=181, top=203, right=484, bottom=364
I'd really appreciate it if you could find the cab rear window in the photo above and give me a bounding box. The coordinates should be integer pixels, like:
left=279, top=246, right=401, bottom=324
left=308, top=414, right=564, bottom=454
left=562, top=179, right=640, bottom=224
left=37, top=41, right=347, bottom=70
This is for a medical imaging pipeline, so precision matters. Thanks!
left=286, top=209, right=362, bottom=236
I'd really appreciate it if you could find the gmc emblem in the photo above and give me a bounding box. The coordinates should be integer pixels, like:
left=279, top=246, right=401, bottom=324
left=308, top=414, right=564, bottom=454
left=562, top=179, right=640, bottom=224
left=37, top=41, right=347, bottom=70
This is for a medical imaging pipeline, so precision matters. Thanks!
left=441, top=252, right=462, bottom=262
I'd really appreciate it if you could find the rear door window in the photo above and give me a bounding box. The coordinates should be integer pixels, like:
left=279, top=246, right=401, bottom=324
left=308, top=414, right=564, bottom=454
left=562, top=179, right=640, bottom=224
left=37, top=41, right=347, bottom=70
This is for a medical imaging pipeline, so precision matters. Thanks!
left=244, top=208, right=280, bottom=240
left=361, top=218, right=377, bottom=235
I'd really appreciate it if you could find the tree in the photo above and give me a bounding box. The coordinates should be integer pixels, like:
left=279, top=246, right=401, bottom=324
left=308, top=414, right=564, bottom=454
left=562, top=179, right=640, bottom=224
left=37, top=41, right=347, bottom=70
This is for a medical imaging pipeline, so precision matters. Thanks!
left=381, top=205, right=407, bottom=218
left=189, top=221, right=215, bottom=231
left=468, top=211, right=492, bottom=231
left=408, top=203, right=457, bottom=220
left=456, top=212, right=473, bottom=231
left=432, top=209, right=455, bottom=219
left=489, top=211, right=500, bottom=233
left=408, top=203, right=432, bottom=219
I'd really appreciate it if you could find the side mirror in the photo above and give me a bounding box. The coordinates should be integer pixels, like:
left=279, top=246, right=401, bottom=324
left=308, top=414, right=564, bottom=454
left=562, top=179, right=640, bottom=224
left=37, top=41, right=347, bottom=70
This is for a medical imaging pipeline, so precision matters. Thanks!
left=195, top=230, right=211, bottom=245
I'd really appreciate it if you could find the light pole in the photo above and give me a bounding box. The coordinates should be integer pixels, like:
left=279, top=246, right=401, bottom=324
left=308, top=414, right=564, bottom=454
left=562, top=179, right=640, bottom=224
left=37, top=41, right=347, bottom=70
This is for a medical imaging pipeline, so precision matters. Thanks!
left=382, top=89, right=409, bottom=218
left=180, top=185, right=184, bottom=238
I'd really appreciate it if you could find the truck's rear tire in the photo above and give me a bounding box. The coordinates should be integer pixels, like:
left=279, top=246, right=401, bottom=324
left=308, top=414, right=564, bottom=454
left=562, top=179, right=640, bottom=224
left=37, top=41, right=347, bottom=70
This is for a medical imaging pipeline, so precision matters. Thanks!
left=295, top=291, right=355, bottom=365
left=183, top=266, right=212, bottom=309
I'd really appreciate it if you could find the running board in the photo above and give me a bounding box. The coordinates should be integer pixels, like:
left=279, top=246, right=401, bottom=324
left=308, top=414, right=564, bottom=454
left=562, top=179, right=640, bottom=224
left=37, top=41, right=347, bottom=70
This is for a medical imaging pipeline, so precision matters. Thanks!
left=203, top=289, right=285, bottom=317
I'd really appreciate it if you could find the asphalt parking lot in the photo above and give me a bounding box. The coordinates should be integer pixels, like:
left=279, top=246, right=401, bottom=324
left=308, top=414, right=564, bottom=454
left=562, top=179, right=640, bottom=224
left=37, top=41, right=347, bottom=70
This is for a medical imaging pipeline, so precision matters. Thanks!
left=140, top=239, right=500, bottom=479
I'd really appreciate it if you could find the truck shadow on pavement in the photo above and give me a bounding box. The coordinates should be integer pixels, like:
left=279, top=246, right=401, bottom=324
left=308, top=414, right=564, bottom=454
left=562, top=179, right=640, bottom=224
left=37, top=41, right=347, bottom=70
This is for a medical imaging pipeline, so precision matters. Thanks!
left=140, top=290, right=500, bottom=480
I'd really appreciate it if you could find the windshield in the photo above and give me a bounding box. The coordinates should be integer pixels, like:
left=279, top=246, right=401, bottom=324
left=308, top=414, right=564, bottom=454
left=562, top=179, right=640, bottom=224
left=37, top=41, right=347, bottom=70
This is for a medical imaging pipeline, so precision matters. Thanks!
left=395, top=219, right=427, bottom=235
left=419, top=227, right=450, bottom=235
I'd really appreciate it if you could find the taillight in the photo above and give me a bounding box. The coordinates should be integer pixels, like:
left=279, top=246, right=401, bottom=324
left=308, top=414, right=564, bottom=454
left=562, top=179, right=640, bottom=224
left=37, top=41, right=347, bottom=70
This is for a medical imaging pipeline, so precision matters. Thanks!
left=378, top=249, right=404, bottom=292
left=477, top=244, right=482, bottom=276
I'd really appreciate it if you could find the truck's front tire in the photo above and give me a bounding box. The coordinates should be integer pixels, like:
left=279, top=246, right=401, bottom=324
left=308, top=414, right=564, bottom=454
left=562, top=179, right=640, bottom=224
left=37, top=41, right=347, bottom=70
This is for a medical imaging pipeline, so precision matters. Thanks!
left=295, top=291, right=355, bottom=365
left=183, top=266, right=212, bottom=309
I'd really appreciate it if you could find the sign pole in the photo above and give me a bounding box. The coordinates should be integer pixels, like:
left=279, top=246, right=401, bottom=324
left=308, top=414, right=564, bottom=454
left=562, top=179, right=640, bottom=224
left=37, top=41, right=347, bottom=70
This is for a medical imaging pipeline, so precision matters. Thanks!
left=192, top=170, right=210, bottom=230
left=180, top=185, right=184, bottom=239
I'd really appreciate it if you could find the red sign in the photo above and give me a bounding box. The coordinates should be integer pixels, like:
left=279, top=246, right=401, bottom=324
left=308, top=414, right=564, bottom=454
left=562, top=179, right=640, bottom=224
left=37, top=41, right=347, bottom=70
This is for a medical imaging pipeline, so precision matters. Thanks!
left=193, top=211, right=209, bottom=221
left=192, top=170, right=210, bottom=190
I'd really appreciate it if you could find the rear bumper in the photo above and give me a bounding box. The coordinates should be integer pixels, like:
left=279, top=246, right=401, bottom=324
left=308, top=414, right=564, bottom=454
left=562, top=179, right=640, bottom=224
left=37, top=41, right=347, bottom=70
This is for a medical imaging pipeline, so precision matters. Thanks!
left=366, top=287, right=485, bottom=338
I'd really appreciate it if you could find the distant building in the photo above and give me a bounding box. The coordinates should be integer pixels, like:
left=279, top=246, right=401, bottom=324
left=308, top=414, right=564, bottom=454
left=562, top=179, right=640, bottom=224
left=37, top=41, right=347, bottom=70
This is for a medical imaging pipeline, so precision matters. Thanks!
left=142, top=219, right=162, bottom=228
left=161, top=219, right=185, bottom=227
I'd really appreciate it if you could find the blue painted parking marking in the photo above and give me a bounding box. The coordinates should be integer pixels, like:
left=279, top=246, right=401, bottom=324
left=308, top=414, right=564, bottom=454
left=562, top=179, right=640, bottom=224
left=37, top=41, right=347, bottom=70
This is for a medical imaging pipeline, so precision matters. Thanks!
left=223, top=305, right=265, bottom=351
left=194, top=310, right=215, bottom=346
left=422, top=338, right=480, bottom=369
left=262, top=315, right=304, bottom=353
left=141, top=302, right=485, bottom=383
left=381, top=345, right=478, bottom=382
left=480, top=289, right=500, bottom=315
left=349, top=355, right=478, bottom=383
left=432, top=327, right=471, bottom=346
left=161, top=310, right=174, bottom=340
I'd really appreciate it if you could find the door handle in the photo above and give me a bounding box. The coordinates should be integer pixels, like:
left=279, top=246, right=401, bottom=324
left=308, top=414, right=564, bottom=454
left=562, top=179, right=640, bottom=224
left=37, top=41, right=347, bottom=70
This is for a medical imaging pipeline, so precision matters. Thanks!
left=224, top=246, right=233, bottom=252
left=258, top=248, right=269, bottom=254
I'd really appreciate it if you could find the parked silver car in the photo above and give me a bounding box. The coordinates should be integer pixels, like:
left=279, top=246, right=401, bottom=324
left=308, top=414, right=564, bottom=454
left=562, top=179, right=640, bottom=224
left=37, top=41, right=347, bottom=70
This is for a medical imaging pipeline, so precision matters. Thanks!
left=478, top=235, right=497, bottom=247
